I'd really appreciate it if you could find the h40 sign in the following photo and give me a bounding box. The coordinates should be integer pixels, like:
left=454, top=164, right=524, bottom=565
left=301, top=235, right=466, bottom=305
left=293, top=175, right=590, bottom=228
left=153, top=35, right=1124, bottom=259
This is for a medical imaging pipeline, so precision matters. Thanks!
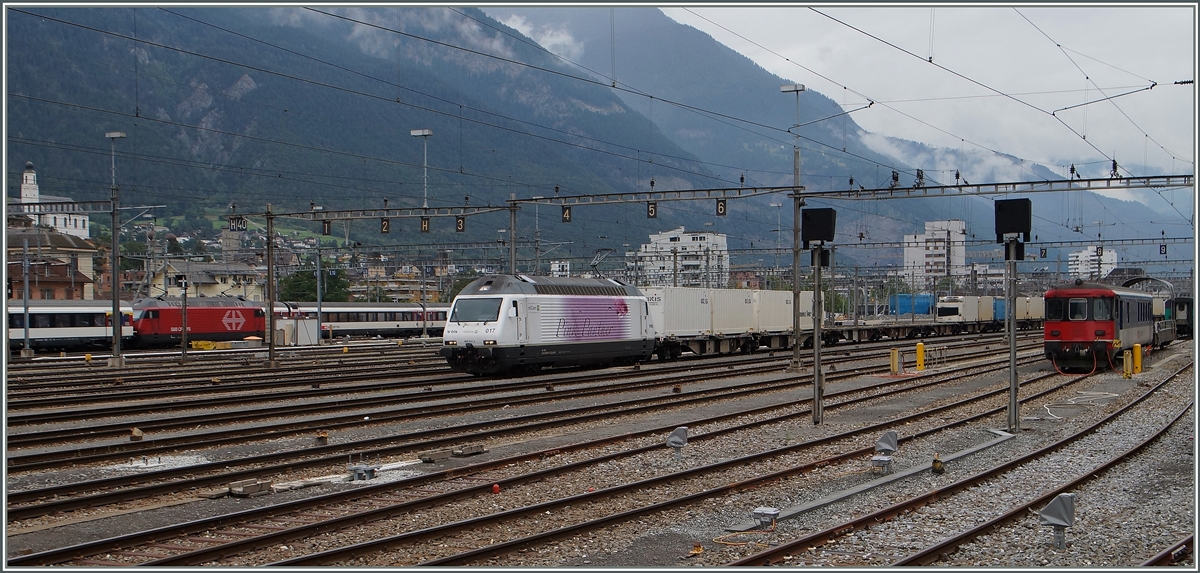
left=227, top=216, right=249, bottom=231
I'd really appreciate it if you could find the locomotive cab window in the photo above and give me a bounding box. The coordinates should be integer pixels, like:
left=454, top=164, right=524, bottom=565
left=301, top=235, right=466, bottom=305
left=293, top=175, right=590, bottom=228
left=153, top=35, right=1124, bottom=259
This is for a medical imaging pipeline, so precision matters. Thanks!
left=1045, top=298, right=1064, bottom=320
left=449, top=298, right=502, bottom=323
left=1093, top=298, right=1112, bottom=321
left=1068, top=298, right=1088, bottom=320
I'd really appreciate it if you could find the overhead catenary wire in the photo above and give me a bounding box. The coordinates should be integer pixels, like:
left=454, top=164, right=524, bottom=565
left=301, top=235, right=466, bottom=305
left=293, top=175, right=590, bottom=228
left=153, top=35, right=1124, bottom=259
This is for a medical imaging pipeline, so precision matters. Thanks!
left=9, top=6, right=1190, bottom=255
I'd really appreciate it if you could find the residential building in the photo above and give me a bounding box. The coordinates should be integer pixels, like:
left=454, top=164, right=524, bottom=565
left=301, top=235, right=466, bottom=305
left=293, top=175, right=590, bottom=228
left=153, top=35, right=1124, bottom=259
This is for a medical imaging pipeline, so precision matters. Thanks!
left=7, top=224, right=99, bottom=300
left=142, top=261, right=266, bottom=301
left=902, top=220, right=967, bottom=289
left=1068, top=246, right=1118, bottom=279
left=626, top=226, right=729, bottom=288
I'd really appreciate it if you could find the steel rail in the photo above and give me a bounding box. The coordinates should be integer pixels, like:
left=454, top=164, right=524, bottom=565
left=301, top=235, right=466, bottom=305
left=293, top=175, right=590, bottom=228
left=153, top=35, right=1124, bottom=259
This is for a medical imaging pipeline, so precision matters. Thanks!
left=5, top=347, right=1042, bottom=522
left=1140, top=535, right=1194, bottom=566
left=8, top=349, right=1047, bottom=566
left=726, top=361, right=1192, bottom=566
left=6, top=360, right=797, bottom=468
left=276, top=364, right=1089, bottom=566
left=890, top=402, right=1193, bottom=566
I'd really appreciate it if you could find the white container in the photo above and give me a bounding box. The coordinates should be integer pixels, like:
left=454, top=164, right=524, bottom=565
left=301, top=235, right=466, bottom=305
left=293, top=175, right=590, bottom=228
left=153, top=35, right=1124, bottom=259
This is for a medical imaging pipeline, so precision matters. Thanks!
left=1016, top=296, right=1045, bottom=320
left=976, top=296, right=994, bottom=322
left=710, top=288, right=757, bottom=335
left=754, top=290, right=812, bottom=333
left=642, top=287, right=711, bottom=338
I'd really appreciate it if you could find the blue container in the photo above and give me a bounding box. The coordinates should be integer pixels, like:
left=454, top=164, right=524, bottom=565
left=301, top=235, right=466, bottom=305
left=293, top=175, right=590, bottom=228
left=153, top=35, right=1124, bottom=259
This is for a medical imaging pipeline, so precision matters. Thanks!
left=993, top=298, right=1006, bottom=320
left=889, top=294, right=935, bottom=315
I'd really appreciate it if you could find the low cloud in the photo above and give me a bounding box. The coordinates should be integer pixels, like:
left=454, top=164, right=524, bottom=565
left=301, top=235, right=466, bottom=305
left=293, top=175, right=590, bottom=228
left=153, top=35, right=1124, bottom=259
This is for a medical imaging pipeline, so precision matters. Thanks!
left=496, top=15, right=584, bottom=61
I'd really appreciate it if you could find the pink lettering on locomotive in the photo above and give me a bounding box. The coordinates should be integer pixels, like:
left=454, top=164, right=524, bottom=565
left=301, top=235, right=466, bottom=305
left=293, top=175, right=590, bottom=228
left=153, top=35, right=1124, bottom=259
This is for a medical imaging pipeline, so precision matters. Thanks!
left=554, top=298, right=632, bottom=341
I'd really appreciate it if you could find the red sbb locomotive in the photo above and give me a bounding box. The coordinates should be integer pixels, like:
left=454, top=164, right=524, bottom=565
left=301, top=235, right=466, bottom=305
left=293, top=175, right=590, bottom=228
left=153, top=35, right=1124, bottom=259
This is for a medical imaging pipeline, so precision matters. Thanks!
left=130, top=296, right=266, bottom=348
left=1043, top=279, right=1163, bottom=372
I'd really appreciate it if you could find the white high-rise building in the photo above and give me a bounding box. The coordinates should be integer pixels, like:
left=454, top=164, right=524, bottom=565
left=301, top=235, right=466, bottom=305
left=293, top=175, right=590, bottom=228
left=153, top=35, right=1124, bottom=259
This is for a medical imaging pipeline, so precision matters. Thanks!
left=1068, top=246, right=1118, bottom=279
left=11, top=162, right=90, bottom=239
left=628, top=226, right=729, bottom=287
left=902, top=220, right=967, bottom=289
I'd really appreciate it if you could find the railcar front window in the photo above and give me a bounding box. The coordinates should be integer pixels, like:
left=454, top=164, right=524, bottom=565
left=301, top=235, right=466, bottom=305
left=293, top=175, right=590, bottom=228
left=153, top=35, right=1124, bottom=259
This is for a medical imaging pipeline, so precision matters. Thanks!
left=1093, top=298, right=1112, bottom=320
left=450, top=298, right=502, bottom=323
left=1045, top=298, right=1064, bottom=320
left=1068, top=298, right=1087, bottom=321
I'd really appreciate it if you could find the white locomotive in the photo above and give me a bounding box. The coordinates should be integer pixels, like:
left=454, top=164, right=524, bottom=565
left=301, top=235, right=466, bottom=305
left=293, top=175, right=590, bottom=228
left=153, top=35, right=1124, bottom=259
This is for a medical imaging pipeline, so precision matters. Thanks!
left=439, top=275, right=656, bottom=375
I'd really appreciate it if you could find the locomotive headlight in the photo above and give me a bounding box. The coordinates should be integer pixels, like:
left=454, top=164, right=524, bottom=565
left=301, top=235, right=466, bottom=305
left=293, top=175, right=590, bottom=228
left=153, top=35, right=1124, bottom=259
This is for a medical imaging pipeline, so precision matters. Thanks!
left=1095, top=330, right=1105, bottom=336
left=483, top=340, right=497, bottom=345
left=444, top=340, right=458, bottom=345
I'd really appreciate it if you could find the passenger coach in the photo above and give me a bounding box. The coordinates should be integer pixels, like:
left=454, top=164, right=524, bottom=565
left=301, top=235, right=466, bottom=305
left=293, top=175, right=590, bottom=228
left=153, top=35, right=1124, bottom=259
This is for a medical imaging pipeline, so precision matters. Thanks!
left=283, top=301, right=448, bottom=338
left=7, top=299, right=133, bottom=351
left=440, top=274, right=655, bottom=375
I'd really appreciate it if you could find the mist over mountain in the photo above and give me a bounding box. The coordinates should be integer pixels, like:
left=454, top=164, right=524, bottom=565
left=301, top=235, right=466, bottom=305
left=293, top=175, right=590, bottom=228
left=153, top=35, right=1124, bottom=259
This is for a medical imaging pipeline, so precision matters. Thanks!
left=6, top=6, right=1189, bottom=272
left=486, top=6, right=1192, bottom=270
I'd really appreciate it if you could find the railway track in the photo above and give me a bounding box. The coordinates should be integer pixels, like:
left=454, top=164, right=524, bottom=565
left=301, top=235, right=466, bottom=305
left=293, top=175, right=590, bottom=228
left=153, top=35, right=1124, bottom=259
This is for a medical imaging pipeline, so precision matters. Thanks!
left=726, top=362, right=1193, bottom=567
left=8, top=343, right=1188, bottom=566
left=9, top=345, right=1070, bottom=563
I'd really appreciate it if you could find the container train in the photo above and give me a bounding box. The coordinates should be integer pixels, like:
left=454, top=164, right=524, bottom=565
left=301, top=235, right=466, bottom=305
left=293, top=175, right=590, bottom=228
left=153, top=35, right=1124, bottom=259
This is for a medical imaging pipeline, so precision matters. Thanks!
left=1042, top=279, right=1175, bottom=372
left=439, top=274, right=1058, bottom=376
left=8, top=297, right=449, bottom=353
left=934, top=295, right=1045, bottom=333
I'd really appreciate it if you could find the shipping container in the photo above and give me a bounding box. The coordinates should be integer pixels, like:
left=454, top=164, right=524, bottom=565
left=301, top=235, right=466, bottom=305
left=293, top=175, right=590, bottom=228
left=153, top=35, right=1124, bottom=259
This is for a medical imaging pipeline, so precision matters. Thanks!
left=642, top=287, right=711, bottom=338
left=755, top=290, right=813, bottom=333
left=710, top=288, right=757, bottom=335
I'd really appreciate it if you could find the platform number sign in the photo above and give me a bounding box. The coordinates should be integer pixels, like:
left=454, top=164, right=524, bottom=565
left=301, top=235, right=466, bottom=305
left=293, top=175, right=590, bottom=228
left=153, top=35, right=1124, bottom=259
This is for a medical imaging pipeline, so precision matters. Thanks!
left=1160, top=244, right=1167, bottom=255
left=321, top=220, right=331, bottom=235
left=380, top=217, right=390, bottom=234
left=716, top=198, right=727, bottom=216
left=227, top=216, right=248, bottom=232
left=561, top=205, right=572, bottom=223
left=1040, top=248, right=1047, bottom=259
left=420, top=217, right=430, bottom=233
left=647, top=202, right=658, bottom=219
left=456, top=216, right=466, bottom=232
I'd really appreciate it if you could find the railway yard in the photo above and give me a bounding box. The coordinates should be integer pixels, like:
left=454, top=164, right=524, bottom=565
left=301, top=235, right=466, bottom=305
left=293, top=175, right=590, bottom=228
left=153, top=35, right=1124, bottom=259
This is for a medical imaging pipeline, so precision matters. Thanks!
left=4, top=333, right=1195, bottom=568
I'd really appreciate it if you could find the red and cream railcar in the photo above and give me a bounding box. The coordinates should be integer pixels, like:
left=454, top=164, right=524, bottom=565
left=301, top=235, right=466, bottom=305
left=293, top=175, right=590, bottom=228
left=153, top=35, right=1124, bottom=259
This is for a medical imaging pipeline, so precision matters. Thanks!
left=1043, top=280, right=1155, bottom=372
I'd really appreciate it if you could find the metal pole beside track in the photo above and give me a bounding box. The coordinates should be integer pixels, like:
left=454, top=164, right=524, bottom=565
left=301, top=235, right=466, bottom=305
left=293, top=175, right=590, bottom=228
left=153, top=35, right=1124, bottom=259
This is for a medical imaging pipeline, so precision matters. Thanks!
left=1007, top=241, right=1019, bottom=432
left=788, top=190, right=803, bottom=373
left=22, top=237, right=31, bottom=356
left=812, top=244, right=824, bottom=424
left=316, top=246, right=323, bottom=345
left=180, top=278, right=188, bottom=363
left=509, top=195, right=517, bottom=275
left=106, top=131, right=126, bottom=368
left=267, top=204, right=277, bottom=368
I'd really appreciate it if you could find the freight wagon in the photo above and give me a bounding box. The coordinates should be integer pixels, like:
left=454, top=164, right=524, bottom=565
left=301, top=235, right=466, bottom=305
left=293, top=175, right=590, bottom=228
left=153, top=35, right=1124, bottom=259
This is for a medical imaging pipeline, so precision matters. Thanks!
left=642, top=287, right=813, bottom=358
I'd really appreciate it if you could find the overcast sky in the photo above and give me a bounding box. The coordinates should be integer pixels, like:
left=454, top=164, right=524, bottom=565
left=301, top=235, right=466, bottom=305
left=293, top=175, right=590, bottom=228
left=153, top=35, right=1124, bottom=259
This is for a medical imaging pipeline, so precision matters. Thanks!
left=659, top=6, right=1195, bottom=181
